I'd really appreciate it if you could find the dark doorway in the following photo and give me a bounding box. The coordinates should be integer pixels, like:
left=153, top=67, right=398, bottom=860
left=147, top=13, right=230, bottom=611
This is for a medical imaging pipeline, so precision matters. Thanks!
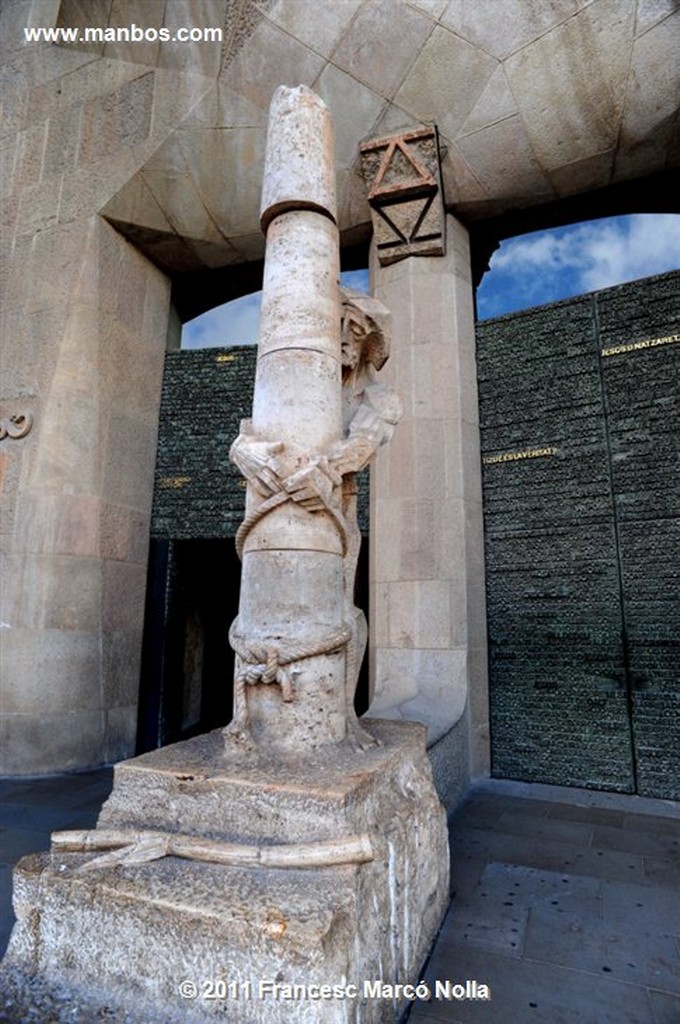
left=139, top=344, right=372, bottom=753
left=137, top=539, right=238, bottom=752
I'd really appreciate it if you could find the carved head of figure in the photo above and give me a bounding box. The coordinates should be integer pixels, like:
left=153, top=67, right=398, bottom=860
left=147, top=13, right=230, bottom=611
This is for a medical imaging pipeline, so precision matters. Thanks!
left=340, top=287, right=391, bottom=382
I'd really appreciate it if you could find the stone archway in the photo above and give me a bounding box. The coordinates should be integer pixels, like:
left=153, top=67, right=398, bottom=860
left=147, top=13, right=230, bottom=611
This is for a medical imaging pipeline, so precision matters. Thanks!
left=1, top=0, right=677, bottom=779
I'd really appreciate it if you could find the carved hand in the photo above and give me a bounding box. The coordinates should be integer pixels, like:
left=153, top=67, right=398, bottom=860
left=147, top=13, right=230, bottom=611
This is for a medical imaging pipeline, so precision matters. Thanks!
left=229, top=435, right=286, bottom=497
left=284, top=457, right=342, bottom=512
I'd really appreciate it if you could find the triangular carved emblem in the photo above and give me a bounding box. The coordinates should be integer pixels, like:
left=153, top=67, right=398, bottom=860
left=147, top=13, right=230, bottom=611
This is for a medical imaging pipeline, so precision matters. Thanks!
left=360, top=126, right=446, bottom=265
left=367, top=139, right=437, bottom=202
left=375, top=194, right=438, bottom=251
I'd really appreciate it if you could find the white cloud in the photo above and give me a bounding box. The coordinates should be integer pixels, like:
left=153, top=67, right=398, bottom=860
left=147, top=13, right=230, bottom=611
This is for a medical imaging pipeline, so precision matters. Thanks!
left=478, top=214, right=680, bottom=319
left=182, top=292, right=261, bottom=349
left=181, top=269, right=370, bottom=349
left=577, top=214, right=680, bottom=291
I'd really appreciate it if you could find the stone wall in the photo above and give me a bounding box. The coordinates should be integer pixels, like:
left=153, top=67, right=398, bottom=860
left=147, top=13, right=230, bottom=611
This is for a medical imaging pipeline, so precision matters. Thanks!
left=476, top=271, right=679, bottom=799
left=0, top=215, right=170, bottom=774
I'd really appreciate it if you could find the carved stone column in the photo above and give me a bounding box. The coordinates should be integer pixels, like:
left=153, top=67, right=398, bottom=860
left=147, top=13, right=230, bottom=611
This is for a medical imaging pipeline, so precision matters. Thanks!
left=226, top=86, right=347, bottom=753
left=3, top=93, right=450, bottom=1024
left=360, top=126, right=446, bottom=265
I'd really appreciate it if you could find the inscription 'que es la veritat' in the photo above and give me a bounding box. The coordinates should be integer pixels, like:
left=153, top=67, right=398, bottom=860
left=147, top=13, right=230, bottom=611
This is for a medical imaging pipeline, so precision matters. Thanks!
left=482, top=446, right=558, bottom=466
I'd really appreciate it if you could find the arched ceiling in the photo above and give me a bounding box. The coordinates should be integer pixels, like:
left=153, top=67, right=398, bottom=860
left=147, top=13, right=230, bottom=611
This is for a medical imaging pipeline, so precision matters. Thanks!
left=69, top=0, right=678, bottom=291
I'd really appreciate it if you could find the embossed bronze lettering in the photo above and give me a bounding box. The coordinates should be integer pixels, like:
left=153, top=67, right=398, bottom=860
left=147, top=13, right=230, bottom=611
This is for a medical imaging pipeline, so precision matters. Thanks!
left=482, top=446, right=558, bottom=465
left=159, top=475, right=192, bottom=489
left=601, top=332, right=679, bottom=357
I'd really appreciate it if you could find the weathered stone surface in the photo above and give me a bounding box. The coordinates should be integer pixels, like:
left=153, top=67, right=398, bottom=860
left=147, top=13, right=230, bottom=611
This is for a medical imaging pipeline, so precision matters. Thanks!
left=331, top=0, right=434, bottom=101
left=393, top=25, right=498, bottom=141
left=440, top=0, right=583, bottom=60
left=503, top=0, right=637, bottom=172
left=227, top=85, right=347, bottom=752
left=360, top=126, right=446, bottom=265
left=259, top=86, right=337, bottom=229
left=1, top=0, right=676, bottom=783
left=0, top=213, right=170, bottom=773
left=3, top=721, right=450, bottom=1024
left=227, top=86, right=403, bottom=756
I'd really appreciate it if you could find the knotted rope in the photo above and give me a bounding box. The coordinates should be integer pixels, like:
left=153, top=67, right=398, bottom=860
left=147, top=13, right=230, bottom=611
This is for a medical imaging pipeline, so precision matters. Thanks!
left=229, top=620, right=353, bottom=726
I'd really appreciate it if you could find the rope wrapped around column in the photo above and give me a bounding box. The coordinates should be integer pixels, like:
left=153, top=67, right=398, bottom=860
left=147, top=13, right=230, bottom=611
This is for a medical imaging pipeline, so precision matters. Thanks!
left=229, top=618, right=352, bottom=704
left=235, top=488, right=349, bottom=560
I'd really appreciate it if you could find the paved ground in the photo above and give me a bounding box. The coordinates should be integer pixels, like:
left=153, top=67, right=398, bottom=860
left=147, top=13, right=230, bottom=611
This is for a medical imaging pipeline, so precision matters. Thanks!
left=0, top=768, right=114, bottom=960
left=1, top=771, right=678, bottom=1023
left=409, top=779, right=680, bottom=1024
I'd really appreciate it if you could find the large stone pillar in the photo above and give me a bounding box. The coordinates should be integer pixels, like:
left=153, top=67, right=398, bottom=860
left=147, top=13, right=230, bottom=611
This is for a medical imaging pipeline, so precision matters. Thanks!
left=0, top=217, right=170, bottom=774
left=3, top=88, right=450, bottom=1024
left=360, top=130, right=490, bottom=789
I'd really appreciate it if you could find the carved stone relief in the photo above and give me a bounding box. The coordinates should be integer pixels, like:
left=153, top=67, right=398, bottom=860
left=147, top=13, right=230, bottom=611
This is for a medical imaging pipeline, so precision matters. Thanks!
left=360, top=126, right=446, bottom=265
left=0, top=413, right=33, bottom=440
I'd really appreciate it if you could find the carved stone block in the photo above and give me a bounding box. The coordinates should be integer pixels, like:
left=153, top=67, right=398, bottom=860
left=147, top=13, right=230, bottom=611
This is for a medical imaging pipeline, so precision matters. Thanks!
left=360, top=127, right=446, bottom=265
left=3, top=721, right=449, bottom=1024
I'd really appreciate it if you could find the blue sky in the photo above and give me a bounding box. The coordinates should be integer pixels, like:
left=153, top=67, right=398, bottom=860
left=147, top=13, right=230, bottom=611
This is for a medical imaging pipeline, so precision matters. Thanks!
left=181, top=214, right=680, bottom=347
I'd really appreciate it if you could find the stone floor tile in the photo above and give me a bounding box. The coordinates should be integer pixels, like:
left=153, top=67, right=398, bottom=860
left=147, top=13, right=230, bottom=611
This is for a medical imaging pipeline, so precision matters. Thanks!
left=523, top=902, right=679, bottom=995
left=448, top=859, right=601, bottom=906
left=0, top=827, right=51, bottom=866
left=0, top=864, right=14, bottom=956
left=444, top=897, right=528, bottom=958
left=624, top=813, right=680, bottom=836
left=495, top=811, right=595, bottom=846
left=649, top=988, right=680, bottom=1024
left=450, top=798, right=508, bottom=830
left=643, top=857, right=680, bottom=887
left=0, top=802, right=83, bottom=831
left=449, top=852, right=488, bottom=899
left=0, top=774, right=92, bottom=802
left=464, top=789, right=557, bottom=812
left=444, top=862, right=604, bottom=961
left=547, top=803, right=627, bottom=828
left=0, top=771, right=112, bottom=809
left=600, top=880, right=680, bottom=939
left=412, top=944, right=655, bottom=1023
left=592, top=824, right=680, bottom=859
left=450, top=826, right=645, bottom=883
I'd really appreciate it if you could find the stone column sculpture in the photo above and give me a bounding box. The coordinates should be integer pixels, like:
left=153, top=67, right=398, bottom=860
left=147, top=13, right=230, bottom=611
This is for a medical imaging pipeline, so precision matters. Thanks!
left=225, top=86, right=401, bottom=754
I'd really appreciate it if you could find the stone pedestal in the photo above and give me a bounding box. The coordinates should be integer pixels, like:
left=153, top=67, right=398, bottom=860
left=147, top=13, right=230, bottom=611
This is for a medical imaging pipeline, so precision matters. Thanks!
left=3, top=721, right=449, bottom=1023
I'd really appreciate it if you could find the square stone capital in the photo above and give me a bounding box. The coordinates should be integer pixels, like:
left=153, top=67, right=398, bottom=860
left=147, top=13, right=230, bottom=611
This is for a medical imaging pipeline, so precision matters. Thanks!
left=360, top=126, right=446, bottom=265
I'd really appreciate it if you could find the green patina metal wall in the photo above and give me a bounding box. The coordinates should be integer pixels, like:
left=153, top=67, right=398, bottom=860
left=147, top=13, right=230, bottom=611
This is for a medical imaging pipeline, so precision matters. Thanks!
left=476, top=271, right=679, bottom=798
left=150, top=345, right=369, bottom=538
left=151, top=347, right=257, bottom=539
left=144, top=275, right=678, bottom=795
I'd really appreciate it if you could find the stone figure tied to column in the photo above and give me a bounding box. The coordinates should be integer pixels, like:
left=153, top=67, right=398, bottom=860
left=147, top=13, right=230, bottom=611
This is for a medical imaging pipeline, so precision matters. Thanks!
left=228, top=288, right=403, bottom=750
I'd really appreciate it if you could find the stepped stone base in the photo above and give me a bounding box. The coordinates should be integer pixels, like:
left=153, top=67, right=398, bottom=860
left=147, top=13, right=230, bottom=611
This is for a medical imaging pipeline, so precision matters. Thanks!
left=2, top=721, right=450, bottom=1023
